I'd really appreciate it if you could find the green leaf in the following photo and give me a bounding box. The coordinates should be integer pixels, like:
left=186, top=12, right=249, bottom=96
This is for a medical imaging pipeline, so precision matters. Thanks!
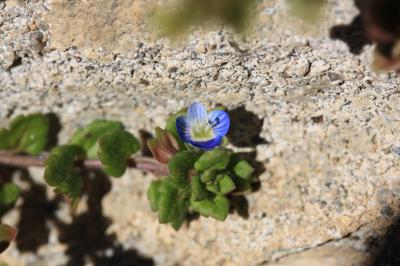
left=204, top=173, right=236, bottom=195
left=168, top=151, right=198, bottom=178
left=200, top=169, right=216, bottom=183
left=206, top=183, right=220, bottom=194
left=68, top=120, right=123, bottom=159
left=191, top=175, right=208, bottom=201
left=158, top=181, right=179, bottom=223
left=0, top=183, right=20, bottom=206
left=98, top=128, right=140, bottom=177
left=170, top=200, right=189, bottom=230
left=148, top=181, right=162, bottom=212
left=149, top=177, right=190, bottom=229
left=194, top=149, right=230, bottom=171
left=0, top=130, right=9, bottom=150
left=44, top=145, right=85, bottom=201
left=0, top=114, right=49, bottom=155
left=190, top=194, right=229, bottom=221
left=233, top=160, right=254, bottom=179
left=218, top=174, right=236, bottom=194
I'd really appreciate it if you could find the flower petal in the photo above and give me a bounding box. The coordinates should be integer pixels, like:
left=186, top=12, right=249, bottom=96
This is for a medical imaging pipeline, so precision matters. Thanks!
left=208, top=110, right=230, bottom=138
left=187, top=102, right=208, bottom=124
left=189, top=136, right=223, bottom=151
left=176, top=116, right=192, bottom=143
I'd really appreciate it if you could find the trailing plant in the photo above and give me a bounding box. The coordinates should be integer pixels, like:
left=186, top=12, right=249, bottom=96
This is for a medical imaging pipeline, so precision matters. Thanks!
left=147, top=103, right=255, bottom=229
left=0, top=102, right=257, bottom=248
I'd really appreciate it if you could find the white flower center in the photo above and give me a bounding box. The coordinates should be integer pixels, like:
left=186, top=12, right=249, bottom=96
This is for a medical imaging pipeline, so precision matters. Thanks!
left=190, top=122, right=214, bottom=142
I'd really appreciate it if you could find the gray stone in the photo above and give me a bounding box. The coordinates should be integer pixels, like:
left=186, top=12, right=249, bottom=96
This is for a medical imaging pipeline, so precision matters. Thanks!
left=1, top=0, right=400, bottom=265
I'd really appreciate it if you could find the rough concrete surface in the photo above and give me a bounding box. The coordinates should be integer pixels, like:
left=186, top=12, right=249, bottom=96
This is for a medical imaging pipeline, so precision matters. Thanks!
left=1, top=0, right=400, bottom=265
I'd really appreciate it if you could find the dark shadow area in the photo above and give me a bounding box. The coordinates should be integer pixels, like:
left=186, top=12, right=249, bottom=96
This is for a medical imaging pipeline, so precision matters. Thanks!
left=185, top=212, right=200, bottom=228
left=94, top=245, right=154, bottom=266
left=45, top=113, right=62, bottom=150
left=224, top=106, right=267, bottom=220
left=0, top=165, right=153, bottom=266
left=330, top=0, right=400, bottom=64
left=228, top=151, right=264, bottom=220
left=229, top=195, right=249, bottom=219
left=235, top=151, right=266, bottom=182
left=0, top=168, right=61, bottom=253
left=369, top=216, right=400, bottom=266
left=227, top=106, right=268, bottom=148
left=55, top=171, right=154, bottom=266
left=330, top=15, right=370, bottom=55
left=0, top=167, right=14, bottom=185
left=0, top=240, right=10, bottom=254
left=357, top=0, right=400, bottom=43
left=16, top=173, right=62, bottom=253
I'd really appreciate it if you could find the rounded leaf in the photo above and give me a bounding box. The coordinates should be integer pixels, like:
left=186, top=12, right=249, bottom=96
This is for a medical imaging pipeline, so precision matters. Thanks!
left=0, top=183, right=20, bottom=206
left=194, top=149, right=230, bottom=171
left=98, top=129, right=140, bottom=177
left=190, top=194, right=229, bottom=221
left=0, top=114, right=50, bottom=155
left=44, top=145, right=85, bottom=201
left=68, top=120, right=123, bottom=159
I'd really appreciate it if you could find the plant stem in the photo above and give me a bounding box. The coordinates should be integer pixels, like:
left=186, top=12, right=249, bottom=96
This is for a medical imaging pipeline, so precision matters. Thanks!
left=0, top=151, right=169, bottom=176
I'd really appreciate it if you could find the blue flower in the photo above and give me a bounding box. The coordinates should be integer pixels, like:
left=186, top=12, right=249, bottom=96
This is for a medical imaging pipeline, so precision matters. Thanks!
left=176, top=102, right=230, bottom=150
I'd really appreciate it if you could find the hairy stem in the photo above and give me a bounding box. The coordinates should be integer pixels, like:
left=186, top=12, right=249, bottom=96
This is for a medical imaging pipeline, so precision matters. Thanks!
left=0, top=151, right=169, bottom=176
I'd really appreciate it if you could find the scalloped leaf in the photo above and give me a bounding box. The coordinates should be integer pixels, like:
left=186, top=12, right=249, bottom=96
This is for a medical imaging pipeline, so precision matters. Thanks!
left=203, top=173, right=236, bottom=195
left=168, top=150, right=198, bottom=178
left=148, top=176, right=190, bottom=230
left=0, top=114, right=49, bottom=155
left=157, top=181, right=177, bottom=223
left=200, top=169, right=216, bottom=183
left=148, top=180, right=162, bottom=212
left=194, top=149, right=230, bottom=172
left=217, top=174, right=236, bottom=194
left=0, top=183, right=20, bottom=206
left=191, top=175, right=208, bottom=201
left=206, top=183, right=220, bottom=194
left=44, top=145, right=85, bottom=201
left=98, top=128, right=140, bottom=177
left=190, top=194, right=229, bottom=221
left=68, top=120, right=123, bottom=159
left=158, top=179, right=190, bottom=230
left=170, top=200, right=189, bottom=230
left=233, top=160, right=254, bottom=179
